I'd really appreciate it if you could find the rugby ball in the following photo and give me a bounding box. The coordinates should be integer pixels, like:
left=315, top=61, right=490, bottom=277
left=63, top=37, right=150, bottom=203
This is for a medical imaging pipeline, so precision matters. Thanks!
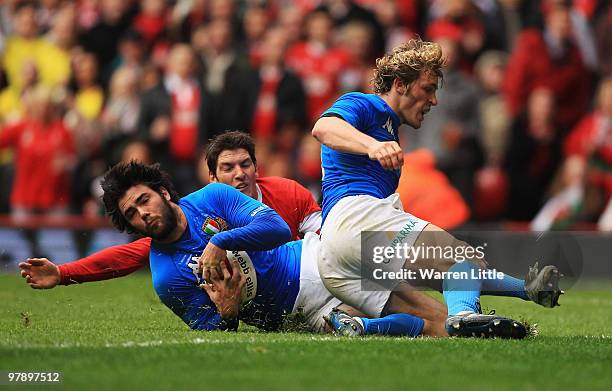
left=225, top=250, right=258, bottom=304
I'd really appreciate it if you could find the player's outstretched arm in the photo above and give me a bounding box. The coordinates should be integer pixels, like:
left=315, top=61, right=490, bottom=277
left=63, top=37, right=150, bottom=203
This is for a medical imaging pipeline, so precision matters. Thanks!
left=24, top=238, right=152, bottom=287
left=19, top=258, right=61, bottom=289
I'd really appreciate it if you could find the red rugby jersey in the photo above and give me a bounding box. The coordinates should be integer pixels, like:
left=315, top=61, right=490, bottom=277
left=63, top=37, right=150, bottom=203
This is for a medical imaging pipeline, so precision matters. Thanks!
left=58, top=177, right=321, bottom=284
left=0, top=119, right=75, bottom=210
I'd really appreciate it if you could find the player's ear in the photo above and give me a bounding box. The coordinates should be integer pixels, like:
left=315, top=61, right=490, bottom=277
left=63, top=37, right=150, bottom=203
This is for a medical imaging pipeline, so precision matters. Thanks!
left=209, top=170, right=218, bottom=183
left=160, top=187, right=171, bottom=201
left=393, top=78, right=406, bottom=96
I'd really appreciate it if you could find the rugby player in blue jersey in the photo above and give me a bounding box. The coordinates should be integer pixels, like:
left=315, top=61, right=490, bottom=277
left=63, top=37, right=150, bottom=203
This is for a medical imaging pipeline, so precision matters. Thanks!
left=312, top=39, right=563, bottom=338
left=100, top=161, right=445, bottom=335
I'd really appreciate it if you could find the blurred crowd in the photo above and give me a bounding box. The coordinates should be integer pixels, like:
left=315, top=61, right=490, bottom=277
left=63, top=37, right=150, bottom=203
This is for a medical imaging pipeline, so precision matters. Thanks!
left=0, top=0, right=610, bottom=229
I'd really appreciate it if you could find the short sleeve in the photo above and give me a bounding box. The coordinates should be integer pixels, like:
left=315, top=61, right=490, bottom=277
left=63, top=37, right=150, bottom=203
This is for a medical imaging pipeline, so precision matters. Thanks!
left=321, top=93, right=372, bottom=133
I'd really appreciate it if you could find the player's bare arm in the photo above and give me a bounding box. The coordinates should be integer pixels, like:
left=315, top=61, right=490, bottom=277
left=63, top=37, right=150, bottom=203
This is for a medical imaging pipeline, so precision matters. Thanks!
left=312, top=116, right=403, bottom=170
left=201, top=260, right=246, bottom=319
left=18, top=258, right=61, bottom=289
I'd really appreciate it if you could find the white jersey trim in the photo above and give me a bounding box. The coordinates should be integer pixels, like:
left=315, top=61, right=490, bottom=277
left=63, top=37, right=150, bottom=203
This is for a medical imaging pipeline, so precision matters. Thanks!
left=299, top=211, right=322, bottom=235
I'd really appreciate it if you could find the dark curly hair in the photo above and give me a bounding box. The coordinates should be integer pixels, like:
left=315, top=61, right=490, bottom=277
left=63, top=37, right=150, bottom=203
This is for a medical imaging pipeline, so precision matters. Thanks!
left=205, top=131, right=257, bottom=175
left=101, top=161, right=180, bottom=233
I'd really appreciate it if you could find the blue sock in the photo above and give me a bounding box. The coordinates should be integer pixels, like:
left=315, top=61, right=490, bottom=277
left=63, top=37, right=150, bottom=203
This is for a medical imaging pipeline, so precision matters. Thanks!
left=443, top=261, right=482, bottom=316
left=358, top=314, right=424, bottom=337
left=481, top=273, right=529, bottom=300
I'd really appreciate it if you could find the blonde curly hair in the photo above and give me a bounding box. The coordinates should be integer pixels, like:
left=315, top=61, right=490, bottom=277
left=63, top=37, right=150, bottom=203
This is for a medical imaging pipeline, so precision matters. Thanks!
left=373, top=39, right=445, bottom=94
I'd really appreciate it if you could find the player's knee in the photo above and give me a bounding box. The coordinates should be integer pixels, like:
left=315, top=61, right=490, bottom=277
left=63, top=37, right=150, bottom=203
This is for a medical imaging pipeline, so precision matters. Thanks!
left=468, top=258, right=488, bottom=270
left=451, top=238, right=488, bottom=269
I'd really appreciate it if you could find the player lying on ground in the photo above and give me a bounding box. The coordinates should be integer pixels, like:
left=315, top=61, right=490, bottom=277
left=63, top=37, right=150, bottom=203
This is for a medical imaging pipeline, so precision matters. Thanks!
left=91, top=161, right=452, bottom=334
left=306, top=39, right=563, bottom=338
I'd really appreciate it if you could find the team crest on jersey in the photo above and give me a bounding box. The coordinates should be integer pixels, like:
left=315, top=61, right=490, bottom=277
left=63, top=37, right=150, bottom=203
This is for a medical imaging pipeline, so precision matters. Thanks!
left=202, top=217, right=228, bottom=236
left=383, top=116, right=395, bottom=136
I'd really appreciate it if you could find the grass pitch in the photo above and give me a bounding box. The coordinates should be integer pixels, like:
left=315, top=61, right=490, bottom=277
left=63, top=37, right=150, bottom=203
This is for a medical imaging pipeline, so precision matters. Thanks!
left=1, top=273, right=612, bottom=390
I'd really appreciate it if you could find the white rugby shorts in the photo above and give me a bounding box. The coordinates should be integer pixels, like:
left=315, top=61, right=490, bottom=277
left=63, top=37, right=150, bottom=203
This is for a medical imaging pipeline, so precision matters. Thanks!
left=293, top=232, right=342, bottom=332
left=318, top=193, right=429, bottom=317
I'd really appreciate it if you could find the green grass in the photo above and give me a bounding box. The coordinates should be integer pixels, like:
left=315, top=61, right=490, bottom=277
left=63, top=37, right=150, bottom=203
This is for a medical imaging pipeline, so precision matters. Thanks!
left=1, top=273, right=612, bottom=390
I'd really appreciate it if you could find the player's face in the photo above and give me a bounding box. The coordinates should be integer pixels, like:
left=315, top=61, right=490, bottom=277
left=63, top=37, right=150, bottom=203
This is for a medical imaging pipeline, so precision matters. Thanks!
left=119, top=184, right=178, bottom=240
left=398, top=71, right=439, bottom=129
left=212, top=149, right=258, bottom=199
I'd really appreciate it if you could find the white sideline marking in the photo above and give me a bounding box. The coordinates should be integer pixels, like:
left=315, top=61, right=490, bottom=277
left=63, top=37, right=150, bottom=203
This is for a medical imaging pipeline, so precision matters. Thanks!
left=9, top=335, right=371, bottom=350
left=9, top=335, right=612, bottom=350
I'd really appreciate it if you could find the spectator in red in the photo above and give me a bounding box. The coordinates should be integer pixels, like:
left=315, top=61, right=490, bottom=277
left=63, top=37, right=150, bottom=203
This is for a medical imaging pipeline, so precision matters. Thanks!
left=195, top=18, right=252, bottom=137
left=142, top=44, right=200, bottom=162
left=243, top=5, right=271, bottom=68
left=530, top=76, right=612, bottom=230
left=137, top=43, right=203, bottom=195
left=503, top=0, right=592, bottom=131
left=594, top=1, right=612, bottom=75
left=132, top=0, right=168, bottom=47
left=0, top=85, right=75, bottom=219
left=503, top=88, right=563, bottom=221
left=0, top=60, right=39, bottom=215
left=426, top=0, right=485, bottom=70
left=563, top=76, right=612, bottom=202
left=245, top=27, right=306, bottom=148
left=285, top=9, right=350, bottom=123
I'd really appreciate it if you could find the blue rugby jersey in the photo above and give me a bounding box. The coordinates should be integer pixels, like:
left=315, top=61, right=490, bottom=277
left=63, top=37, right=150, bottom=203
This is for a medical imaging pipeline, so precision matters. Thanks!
left=320, top=92, right=401, bottom=222
left=149, top=183, right=300, bottom=331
